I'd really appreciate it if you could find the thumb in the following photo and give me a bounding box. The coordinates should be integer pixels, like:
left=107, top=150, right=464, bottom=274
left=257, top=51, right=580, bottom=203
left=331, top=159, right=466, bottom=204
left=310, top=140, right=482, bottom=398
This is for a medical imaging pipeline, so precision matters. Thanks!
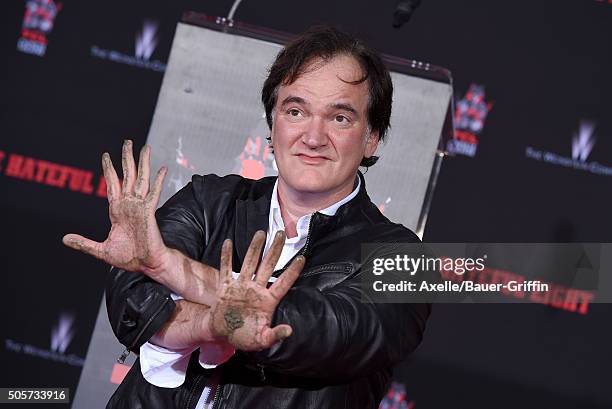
left=62, top=233, right=104, bottom=259
left=262, top=324, right=293, bottom=348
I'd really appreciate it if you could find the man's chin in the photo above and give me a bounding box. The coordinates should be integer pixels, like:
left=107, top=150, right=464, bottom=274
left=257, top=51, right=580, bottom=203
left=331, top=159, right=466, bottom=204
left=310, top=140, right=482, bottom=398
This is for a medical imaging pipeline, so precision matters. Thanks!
left=281, top=172, right=333, bottom=194
left=291, top=180, right=330, bottom=194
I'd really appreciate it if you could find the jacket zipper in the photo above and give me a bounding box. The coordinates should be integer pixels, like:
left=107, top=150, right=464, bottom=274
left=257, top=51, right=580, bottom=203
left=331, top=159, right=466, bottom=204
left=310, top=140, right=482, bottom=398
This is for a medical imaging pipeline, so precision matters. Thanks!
left=186, top=356, right=223, bottom=409
left=206, top=214, right=318, bottom=406
left=272, top=212, right=317, bottom=277
left=241, top=215, right=315, bottom=391
left=117, top=295, right=171, bottom=363
left=211, top=381, right=223, bottom=409
left=299, top=212, right=316, bottom=257
left=257, top=364, right=266, bottom=382
left=185, top=374, right=205, bottom=409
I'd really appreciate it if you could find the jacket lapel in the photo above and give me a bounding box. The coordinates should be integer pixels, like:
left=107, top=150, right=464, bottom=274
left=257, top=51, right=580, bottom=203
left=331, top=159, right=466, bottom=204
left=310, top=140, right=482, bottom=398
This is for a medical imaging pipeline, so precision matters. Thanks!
left=234, top=179, right=274, bottom=268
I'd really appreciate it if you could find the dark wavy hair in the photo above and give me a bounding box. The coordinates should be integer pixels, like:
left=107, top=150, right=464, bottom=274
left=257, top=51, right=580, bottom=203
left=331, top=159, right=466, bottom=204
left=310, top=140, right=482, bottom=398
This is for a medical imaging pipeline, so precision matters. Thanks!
left=262, top=26, right=393, bottom=167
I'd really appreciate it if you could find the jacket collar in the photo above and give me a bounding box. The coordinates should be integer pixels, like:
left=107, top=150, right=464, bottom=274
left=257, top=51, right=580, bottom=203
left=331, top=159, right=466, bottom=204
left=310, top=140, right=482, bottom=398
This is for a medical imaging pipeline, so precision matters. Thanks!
left=233, top=171, right=373, bottom=264
left=234, top=176, right=275, bottom=263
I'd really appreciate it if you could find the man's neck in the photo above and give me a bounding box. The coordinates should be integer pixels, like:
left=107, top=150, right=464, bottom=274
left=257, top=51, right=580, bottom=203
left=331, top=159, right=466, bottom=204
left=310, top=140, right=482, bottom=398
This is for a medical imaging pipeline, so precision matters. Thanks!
left=276, top=175, right=357, bottom=238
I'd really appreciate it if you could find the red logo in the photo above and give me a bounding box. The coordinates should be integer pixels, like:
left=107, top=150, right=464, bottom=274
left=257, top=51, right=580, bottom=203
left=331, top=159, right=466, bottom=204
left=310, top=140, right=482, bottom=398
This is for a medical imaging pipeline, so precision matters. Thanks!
left=17, top=0, right=63, bottom=56
left=446, top=84, right=493, bottom=157
left=234, top=136, right=275, bottom=180
left=110, top=363, right=131, bottom=385
left=377, top=197, right=391, bottom=215
left=166, top=137, right=197, bottom=194
left=0, top=149, right=108, bottom=198
left=379, top=382, right=416, bottom=409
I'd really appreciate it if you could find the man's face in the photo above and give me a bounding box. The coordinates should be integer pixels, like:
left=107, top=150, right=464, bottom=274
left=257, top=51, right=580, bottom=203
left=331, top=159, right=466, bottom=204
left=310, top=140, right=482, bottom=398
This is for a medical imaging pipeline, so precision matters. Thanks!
left=271, top=54, right=379, bottom=199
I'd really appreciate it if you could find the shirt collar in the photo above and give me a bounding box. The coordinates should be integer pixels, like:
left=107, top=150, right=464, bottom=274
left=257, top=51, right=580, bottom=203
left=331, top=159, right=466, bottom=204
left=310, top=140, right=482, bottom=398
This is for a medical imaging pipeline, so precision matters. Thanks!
left=268, top=176, right=361, bottom=238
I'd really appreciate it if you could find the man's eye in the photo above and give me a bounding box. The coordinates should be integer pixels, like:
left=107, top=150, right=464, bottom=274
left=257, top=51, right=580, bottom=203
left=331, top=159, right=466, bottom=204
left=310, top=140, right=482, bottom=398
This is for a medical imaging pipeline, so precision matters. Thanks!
left=287, top=109, right=302, bottom=117
left=335, top=115, right=349, bottom=123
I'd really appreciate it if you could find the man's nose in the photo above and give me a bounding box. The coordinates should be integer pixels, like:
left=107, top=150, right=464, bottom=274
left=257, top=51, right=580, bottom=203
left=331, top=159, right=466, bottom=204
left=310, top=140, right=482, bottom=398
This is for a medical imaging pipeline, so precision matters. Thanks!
left=301, top=117, right=328, bottom=149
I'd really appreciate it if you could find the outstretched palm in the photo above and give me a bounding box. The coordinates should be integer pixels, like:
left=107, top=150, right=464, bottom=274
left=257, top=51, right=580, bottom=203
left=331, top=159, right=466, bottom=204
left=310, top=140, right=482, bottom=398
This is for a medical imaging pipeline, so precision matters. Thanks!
left=210, top=231, right=304, bottom=351
left=63, top=140, right=169, bottom=278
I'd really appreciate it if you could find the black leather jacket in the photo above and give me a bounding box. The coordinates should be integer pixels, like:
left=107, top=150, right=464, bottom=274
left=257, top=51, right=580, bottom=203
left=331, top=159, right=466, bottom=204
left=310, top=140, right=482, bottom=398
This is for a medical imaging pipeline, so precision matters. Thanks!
left=105, top=172, right=430, bottom=409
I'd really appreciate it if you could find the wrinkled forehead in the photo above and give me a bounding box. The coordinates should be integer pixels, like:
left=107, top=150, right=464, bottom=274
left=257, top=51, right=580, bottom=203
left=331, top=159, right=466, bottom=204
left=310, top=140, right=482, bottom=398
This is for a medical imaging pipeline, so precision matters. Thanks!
left=290, top=54, right=366, bottom=84
left=276, top=55, right=369, bottom=107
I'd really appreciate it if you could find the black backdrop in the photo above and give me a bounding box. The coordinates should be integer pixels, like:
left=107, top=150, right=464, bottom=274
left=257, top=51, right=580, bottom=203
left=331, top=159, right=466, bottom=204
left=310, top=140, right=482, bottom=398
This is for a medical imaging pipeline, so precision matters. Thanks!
left=1, top=1, right=611, bottom=408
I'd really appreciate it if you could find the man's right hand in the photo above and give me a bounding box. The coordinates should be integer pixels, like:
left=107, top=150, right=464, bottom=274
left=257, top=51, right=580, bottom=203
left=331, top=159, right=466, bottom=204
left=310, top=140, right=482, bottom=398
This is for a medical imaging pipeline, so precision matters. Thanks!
left=63, top=140, right=171, bottom=279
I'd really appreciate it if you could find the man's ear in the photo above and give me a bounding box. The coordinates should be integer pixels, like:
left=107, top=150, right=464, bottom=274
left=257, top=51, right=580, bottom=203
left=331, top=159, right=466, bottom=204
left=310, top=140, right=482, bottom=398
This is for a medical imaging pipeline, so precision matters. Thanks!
left=268, top=123, right=275, bottom=146
left=364, top=129, right=380, bottom=158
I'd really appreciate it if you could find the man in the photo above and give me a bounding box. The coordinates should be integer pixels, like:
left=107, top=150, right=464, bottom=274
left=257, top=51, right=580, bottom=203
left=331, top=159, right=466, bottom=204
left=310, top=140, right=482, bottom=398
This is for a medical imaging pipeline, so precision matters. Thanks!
left=64, top=26, right=430, bottom=409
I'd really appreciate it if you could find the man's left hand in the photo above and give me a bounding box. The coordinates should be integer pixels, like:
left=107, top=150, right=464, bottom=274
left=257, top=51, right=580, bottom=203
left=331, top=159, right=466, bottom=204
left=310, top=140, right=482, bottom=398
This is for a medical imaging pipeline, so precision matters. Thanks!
left=209, top=231, right=304, bottom=351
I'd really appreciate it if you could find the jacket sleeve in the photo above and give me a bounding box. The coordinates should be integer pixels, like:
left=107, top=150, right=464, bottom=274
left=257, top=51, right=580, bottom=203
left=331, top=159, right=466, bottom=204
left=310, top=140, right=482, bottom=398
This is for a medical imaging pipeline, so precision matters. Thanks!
left=249, top=239, right=432, bottom=381
left=105, top=177, right=209, bottom=352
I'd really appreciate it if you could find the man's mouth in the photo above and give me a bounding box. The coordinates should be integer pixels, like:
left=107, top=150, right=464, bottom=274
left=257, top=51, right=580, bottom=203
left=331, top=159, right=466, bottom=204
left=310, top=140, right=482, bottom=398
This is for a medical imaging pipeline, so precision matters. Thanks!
left=295, top=154, right=328, bottom=164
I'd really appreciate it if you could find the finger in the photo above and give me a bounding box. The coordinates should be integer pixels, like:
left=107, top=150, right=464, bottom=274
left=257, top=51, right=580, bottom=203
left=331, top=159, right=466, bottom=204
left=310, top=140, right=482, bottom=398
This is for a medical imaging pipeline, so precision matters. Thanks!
left=121, top=140, right=136, bottom=194
left=134, top=145, right=151, bottom=198
left=269, top=255, right=304, bottom=299
left=148, top=166, right=167, bottom=206
left=62, top=233, right=105, bottom=260
left=239, top=230, right=266, bottom=282
left=261, top=324, right=293, bottom=348
left=101, top=152, right=121, bottom=202
left=255, top=230, right=284, bottom=286
left=220, top=239, right=233, bottom=286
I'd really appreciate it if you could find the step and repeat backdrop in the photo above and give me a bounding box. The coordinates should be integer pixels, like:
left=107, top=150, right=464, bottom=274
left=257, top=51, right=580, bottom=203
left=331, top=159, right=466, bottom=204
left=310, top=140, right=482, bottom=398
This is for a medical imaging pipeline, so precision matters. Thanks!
left=1, top=1, right=611, bottom=408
